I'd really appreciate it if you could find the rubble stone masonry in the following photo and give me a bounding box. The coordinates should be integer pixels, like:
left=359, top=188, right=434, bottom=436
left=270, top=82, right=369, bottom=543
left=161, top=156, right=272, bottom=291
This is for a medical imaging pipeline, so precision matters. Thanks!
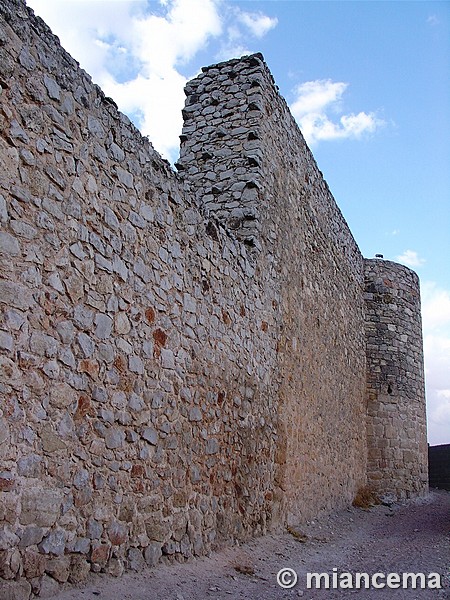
left=0, top=0, right=427, bottom=596
left=364, top=259, right=428, bottom=498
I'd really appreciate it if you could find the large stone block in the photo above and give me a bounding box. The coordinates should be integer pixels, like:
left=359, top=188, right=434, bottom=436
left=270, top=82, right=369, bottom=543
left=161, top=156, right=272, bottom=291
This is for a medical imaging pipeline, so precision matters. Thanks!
left=144, top=542, right=162, bottom=567
left=39, top=425, right=67, bottom=453
left=68, top=556, right=90, bottom=584
left=19, top=489, right=63, bottom=527
left=22, top=550, right=46, bottom=578
left=45, top=557, right=71, bottom=583
left=38, top=529, right=67, bottom=556
left=0, top=579, right=32, bottom=600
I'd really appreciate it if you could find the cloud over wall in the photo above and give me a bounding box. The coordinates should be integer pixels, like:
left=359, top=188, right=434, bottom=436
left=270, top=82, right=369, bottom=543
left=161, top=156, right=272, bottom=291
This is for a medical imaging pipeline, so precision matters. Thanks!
left=291, top=79, right=385, bottom=145
left=27, top=0, right=281, bottom=162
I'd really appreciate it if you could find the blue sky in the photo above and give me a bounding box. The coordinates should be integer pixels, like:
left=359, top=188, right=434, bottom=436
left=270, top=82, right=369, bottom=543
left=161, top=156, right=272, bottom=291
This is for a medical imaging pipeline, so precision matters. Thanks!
left=26, top=0, right=450, bottom=445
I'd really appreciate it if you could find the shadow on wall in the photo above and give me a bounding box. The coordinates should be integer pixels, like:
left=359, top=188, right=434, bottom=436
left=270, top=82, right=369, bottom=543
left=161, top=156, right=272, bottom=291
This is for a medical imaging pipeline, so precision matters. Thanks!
left=428, top=444, right=450, bottom=491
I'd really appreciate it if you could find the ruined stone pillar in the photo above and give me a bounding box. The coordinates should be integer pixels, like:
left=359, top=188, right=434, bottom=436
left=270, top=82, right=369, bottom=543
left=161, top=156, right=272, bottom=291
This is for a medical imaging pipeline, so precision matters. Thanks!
left=364, top=259, right=428, bottom=498
left=177, top=53, right=268, bottom=250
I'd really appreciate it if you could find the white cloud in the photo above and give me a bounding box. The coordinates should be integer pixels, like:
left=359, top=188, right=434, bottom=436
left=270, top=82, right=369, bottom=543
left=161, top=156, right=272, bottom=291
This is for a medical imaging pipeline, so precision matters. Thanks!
left=340, top=112, right=379, bottom=137
left=427, top=390, right=450, bottom=446
left=214, top=7, right=277, bottom=63
left=424, top=334, right=450, bottom=445
left=421, top=281, right=450, bottom=331
left=26, top=0, right=141, bottom=80
left=290, top=79, right=384, bottom=145
left=421, top=281, right=450, bottom=445
left=26, top=0, right=223, bottom=161
left=424, top=334, right=450, bottom=390
left=237, top=11, right=278, bottom=38
left=102, top=70, right=188, bottom=160
left=99, top=0, right=223, bottom=159
left=395, top=249, right=426, bottom=268
left=217, top=42, right=254, bottom=62
left=291, top=80, right=347, bottom=115
left=131, top=0, right=222, bottom=76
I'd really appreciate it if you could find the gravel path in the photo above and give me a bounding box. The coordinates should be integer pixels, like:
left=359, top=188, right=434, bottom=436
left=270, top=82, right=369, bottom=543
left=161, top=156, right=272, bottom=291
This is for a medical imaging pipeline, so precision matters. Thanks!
left=50, top=489, right=449, bottom=600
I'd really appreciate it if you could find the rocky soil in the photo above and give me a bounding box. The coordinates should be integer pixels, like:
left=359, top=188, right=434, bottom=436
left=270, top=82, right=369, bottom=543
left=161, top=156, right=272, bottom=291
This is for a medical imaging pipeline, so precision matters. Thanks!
left=49, top=489, right=449, bottom=600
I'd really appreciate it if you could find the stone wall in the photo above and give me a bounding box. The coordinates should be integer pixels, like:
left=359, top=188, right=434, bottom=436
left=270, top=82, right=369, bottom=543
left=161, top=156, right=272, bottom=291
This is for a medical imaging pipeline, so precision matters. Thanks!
left=364, top=259, right=428, bottom=498
left=0, top=0, right=427, bottom=597
left=178, top=54, right=368, bottom=523
left=0, top=3, right=281, bottom=596
left=428, top=444, right=450, bottom=491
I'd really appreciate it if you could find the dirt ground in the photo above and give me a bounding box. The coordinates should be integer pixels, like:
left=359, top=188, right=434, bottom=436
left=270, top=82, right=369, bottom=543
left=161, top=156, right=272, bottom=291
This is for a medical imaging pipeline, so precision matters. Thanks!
left=50, top=489, right=449, bottom=600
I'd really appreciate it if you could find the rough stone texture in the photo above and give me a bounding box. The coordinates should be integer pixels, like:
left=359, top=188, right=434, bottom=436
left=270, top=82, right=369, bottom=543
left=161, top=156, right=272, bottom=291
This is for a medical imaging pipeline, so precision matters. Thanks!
left=364, top=259, right=428, bottom=498
left=178, top=54, right=368, bottom=523
left=0, top=0, right=427, bottom=596
left=0, top=579, right=32, bottom=600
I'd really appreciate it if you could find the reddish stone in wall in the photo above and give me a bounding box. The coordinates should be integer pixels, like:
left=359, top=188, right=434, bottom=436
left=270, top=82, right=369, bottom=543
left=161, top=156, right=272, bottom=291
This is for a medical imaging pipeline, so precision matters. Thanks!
left=145, top=307, right=156, bottom=324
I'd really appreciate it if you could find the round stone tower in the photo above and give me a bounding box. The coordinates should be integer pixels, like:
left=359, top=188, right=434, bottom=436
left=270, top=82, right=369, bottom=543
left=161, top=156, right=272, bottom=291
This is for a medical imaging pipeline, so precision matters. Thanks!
left=364, top=258, right=428, bottom=499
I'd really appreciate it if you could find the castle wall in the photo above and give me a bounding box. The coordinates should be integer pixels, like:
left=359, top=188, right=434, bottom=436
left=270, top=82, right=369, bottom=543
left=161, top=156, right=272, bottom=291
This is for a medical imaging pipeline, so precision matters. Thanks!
left=0, top=0, right=427, bottom=597
left=0, top=3, right=281, bottom=595
left=364, top=259, right=428, bottom=498
left=178, top=55, right=368, bottom=523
